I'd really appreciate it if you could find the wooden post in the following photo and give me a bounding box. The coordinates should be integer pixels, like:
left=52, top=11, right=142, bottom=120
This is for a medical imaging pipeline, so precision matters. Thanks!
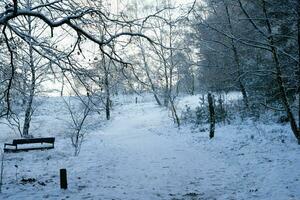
left=60, top=168, right=68, bottom=189
left=208, top=93, right=216, bottom=139
left=0, top=151, right=4, bottom=193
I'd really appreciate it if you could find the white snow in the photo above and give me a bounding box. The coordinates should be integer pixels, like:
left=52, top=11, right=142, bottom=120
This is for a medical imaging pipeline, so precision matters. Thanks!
left=0, top=95, right=299, bottom=200
left=177, top=92, right=242, bottom=110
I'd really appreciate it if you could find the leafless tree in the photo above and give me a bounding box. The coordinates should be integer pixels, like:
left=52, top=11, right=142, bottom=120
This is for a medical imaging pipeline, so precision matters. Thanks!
left=0, top=0, right=163, bottom=120
left=64, top=96, right=91, bottom=156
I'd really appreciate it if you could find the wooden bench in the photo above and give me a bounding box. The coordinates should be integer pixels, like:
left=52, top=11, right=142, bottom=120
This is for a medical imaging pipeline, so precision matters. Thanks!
left=4, top=137, right=55, bottom=153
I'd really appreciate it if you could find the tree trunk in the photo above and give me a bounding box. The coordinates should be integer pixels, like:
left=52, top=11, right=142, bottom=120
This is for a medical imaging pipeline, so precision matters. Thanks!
left=139, top=41, right=162, bottom=106
left=103, top=56, right=110, bottom=120
left=163, top=67, right=169, bottom=107
left=297, top=0, right=300, bottom=135
left=22, top=69, right=35, bottom=137
left=22, top=5, right=35, bottom=137
left=263, top=0, right=300, bottom=144
left=60, top=73, right=64, bottom=97
left=225, top=4, right=249, bottom=110
left=218, top=94, right=226, bottom=124
left=208, top=93, right=216, bottom=139
left=191, top=73, right=195, bottom=95
left=169, top=97, right=180, bottom=127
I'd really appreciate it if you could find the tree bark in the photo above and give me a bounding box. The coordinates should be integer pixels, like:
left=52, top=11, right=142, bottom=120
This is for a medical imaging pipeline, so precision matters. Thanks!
left=191, top=73, right=195, bottom=95
left=60, top=73, right=64, bottom=97
left=297, top=0, right=300, bottom=136
left=22, top=2, right=35, bottom=137
left=139, top=40, right=162, bottom=106
left=224, top=3, right=249, bottom=110
left=102, top=55, right=110, bottom=120
left=208, top=93, right=215, bottom=139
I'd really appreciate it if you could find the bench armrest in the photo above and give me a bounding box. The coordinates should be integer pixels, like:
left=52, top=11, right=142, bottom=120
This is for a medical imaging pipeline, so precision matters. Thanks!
left=4, top=143, right=16, bottom=147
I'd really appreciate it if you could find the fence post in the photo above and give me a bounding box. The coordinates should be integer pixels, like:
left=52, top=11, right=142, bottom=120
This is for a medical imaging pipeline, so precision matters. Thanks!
left=0, top=150, right=4, bottom=193
left=60, top=168, right=68, bottom=189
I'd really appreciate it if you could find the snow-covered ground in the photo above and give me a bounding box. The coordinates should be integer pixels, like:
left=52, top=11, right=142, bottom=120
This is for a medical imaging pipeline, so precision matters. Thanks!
left=0, top=95, right=299, bottom=200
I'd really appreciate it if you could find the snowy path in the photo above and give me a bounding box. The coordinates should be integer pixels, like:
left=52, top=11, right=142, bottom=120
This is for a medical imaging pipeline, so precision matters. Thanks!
left=76, top=102, right=240, bottom=200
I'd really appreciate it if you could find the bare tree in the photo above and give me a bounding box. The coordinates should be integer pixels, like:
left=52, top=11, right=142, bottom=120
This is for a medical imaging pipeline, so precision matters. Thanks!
left=0, top=0, right=162, bottom=119
left=64, top=96, right=91, bottom=156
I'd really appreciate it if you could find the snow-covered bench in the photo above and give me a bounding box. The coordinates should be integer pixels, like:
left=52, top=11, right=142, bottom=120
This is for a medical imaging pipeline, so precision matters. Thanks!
left=4, top=137, right=55, bottom=153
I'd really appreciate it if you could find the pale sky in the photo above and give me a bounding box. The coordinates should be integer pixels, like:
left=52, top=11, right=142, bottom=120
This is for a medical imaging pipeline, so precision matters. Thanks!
left=109, top=0, right=196, bottom=13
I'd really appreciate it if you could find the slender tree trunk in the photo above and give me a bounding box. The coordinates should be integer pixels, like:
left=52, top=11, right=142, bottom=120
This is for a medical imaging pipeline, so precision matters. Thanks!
left=60, top=73, right=64, bottom=97
left=159, top=25, right=170, bottom=107
left=134, top=2, right=162, bottom=106
left=163, top=64, right=169, bottom=107
left=139, top=40, right=162, bottom=106
left=22, top=61, right=35, bottom=137
left=167, top=15, right=180, bottom=126
left=208, top=93, right=215, bottom=139
left=262, top=0, right=300, bottom=144
left=176, top=77, right=180, bottom=96
left=143, top=59, right=162, bottom=106
left=22, top=9, right=35, bottom=137
left=168, top=20, right=174, bottom=104
left=21, top=61, right=27, bottom=106
left=105, top=80, right=110, bottom=121
left=103, top=56, right=110, bottom=120
left=191, top=73, right=195, bottom=95
left=224, top=4, right=249, bottom=110
left=297, top=0, right=300, bottom=134
left=218, top=94, right=226, bottom=124
left=170, top=97, right=180, bottom=127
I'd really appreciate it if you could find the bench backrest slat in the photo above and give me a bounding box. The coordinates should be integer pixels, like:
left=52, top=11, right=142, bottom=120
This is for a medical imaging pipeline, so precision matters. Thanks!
left=12, top=137, right=55, bottom=145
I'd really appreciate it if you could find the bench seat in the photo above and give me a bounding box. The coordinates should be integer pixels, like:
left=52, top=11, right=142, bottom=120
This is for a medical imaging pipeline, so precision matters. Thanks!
left=4, top=137, right=55, bottom=153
